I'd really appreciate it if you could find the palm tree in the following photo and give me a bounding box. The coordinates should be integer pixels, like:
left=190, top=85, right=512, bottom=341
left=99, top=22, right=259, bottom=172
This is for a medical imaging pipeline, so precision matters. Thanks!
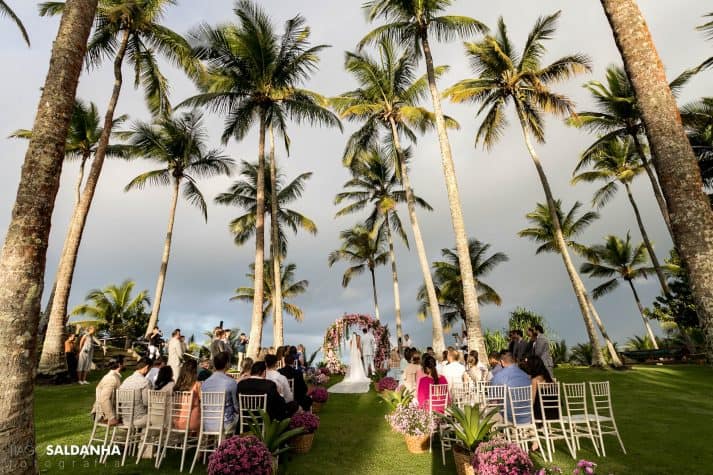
left=417, top=239, right=508, bottom=330
left=0, top=0, right=97, bottom=470
left=232, top=260, right=309, bottom=324
left=572, top=136, right=671, bottom=294
left=360, top=1, right=489, bottom=356
left=332, top=39, right=457, bottom=354
left=121, top=111, right=233, bottom=336
left=581, top=233, right=659, bottom=349
left=335, top=147, right=431, bottom=342
left=444, top=12, right=606, bottom=366
left=519, top=201, right=622, bottom=367
left=0, top=1, right=29, bottom=45
left=37, top=0, right=196, bottom=375
left=183, top=1, right=339, bottom=355
left=329, top=225, right=389, bottom=320
left=680, top=97, right=713, bottom=199
left=600, top=0, right=713, bottom=363
left=566, top=65, right=695, bottom=236
left=697, top=12, right=713, bottom=70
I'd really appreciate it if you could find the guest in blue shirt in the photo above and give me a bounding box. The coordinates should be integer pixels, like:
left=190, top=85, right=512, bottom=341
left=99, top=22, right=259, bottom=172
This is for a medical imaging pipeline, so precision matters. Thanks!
left=201, top=351, right=238, bottom=433
left=490, top=352, right=532, bottom=424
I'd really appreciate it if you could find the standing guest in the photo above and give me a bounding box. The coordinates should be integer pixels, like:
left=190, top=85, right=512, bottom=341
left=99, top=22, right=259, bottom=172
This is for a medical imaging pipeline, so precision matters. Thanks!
left=154, top=366, right=174, bottom=392
left=197, top=358, right=212, bottom=382
left=173, top=359, right=202, bottom=432
left=400, top=347, right=413, bottom=373
left=222, top=329, right=233, bottom=364
left=488, top=352, right=503, bottom=378
left=265, top=354, right=294, bottom=402
left=437, top=350, right=449, bottom=374
left=361, top=328, right=376, bottom=377
left=167, top=329, right=184, bottom=378
left=210, top=328, right=227, bottom=361
left=416, top=354, right=448, bottom=411
left=92, top=357, right=124, bottom=426
left=148, top=327, right=163, bottom=360
left=77, top=326, right=101, bottom=384
left=525, top=355, right=558, bottom=421
left=179, top=335, right=188, bottom=354
left=202, top=352, right=239, bottom=433
left=119, top=357, right=152, bottom=427
left=441, top=349, right=466, bottom=387
left=508, top=330, right=529, bottom=363
left=526, top=328, right=537, bottom=359
left=403, top=334, right=413, bottom=348
left=64, top=334, right=78, bottom=381
left=532, top=325, right=554, bottom=379
left=236, top=333, right=248, bottom=368
left=490, top=353, right=532, bottom=424
left=237, top=357, right=254, bottom=382
left=401, top=350, right=420, bottom=392
left=145, top=357, right=164, bottom=388
left=237, top=361, right=298, bottom=421
left=279, top=354, right=312, bottom=411
left=297, top=344, right=306, bottom=368
left=465, top=351, right=489, bottom=383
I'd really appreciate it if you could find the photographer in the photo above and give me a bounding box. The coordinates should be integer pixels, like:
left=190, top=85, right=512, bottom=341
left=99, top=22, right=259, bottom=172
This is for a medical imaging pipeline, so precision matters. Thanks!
left=148, top=327, right=164, bottom=360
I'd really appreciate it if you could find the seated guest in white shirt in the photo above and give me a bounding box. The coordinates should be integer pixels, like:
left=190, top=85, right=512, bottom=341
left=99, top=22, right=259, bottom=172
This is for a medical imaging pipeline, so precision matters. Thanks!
left=264, top=354, right=293, bottom=403
left=145, top=357, right=164, bottom=388
left=118, top=357, right=151, bottom=427
left=441, top=348, right=466, bottom=387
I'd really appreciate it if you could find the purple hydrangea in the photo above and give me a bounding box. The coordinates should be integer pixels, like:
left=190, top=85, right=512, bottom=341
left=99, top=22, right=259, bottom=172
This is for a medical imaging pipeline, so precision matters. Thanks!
left=207, top=435, right=272, bottom=475
left=377, top=377, right=399, bottom=391
left=573, top=460, right=597, bottom=475
left=471, top=437, right=535, bottom=475
left=289, top=412, right=320, bottom=434
left=309, top=387, right=329, bottom=403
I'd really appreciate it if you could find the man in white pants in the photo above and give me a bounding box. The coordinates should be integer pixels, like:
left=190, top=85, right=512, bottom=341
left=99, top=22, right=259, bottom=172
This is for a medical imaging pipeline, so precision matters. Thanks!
left=361, top=328, right=376, bottom=376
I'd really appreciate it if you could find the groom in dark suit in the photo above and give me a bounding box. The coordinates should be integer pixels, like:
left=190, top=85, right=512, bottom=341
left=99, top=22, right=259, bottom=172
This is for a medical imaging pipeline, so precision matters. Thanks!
left=237, top=361, right=298, bottom=420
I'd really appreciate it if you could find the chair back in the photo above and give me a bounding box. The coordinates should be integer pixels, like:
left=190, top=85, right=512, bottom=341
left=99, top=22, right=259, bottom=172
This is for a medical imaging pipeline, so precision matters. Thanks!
left=476, top=380, right=489, bottom=404
left=450, top=382, right=476, bottom=408
left=507, top=386, right=534, bottom=425
left=536, top=382, right=561, bottom=420
left=483, top=383, right=506, bottom=413
left=589, top=381, right=613, bottom=418
left=147, top=390, right=171, bottom=427
left=228, top=373, right=241, bottom=382
left=428, top=384, right=449, bottom=413
left=287, top=379, right=295, bottom=396
left=200, top=391, right=226, bottom=435
left=115, top=389, right=136, bottom=427
left=562, top=382, right=589, bottom=419
left=239, top=394, right=268, bottom=434
left=169, top=391, right=194, bottom=432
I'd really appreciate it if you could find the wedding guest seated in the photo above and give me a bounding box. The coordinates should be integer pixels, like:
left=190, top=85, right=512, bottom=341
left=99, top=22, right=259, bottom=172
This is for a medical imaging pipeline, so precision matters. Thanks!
left=490, top=352, right=532, bottom=424
left=154, top=366, right=174, bottom=392
left=401, top=350, right=423, bottom=393
left=173, top=359, right=201, bottom=432
left=92, top=357, right=124, bottom=426
left=238, top=357, right=254, bottom=382
left=488, top=352, right=503, bottom=378
left=237, top=361, right=298, bottom=421
left=400, top=347, right=411, bottom=372
left=441, top=349, right=466, bottom=387
left=202, top=352, right=239, bottom=433
left=465, top=351, right=489, bottom=383
left=146, top=357, right=164, bottom=388
left=118, top=357, right=151, bottom=427
left=197, top=358, right=212, bottom=382
left=416, top=354, right=448, bottom=412
left=437, top=350, right=449, bottom=373
left=265, top=354, right=294, bottom=402
left=279, top=354, right=312, bottom=411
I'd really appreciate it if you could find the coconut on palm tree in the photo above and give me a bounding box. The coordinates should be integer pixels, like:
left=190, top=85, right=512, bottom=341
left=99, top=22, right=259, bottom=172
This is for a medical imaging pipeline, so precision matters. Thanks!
left=121, top=111, right=233, bottom=336
left=360, top=0, right=489, bottom=356
left=519, top=201, right=622, bottom=366
left=417, top=238, right=508, bottom=330
left=600, top=0, right=713, bottom=363
left=183, top=0, right=339, bottom=354
left=0, top=1, right=29, bottom=45
left=335, top=147, right=431, bottom=342
left=572, top=136, right=671, bottom=294
left=332, top=38, right=457, bottom=353
left=581, top=233, right=659, bottom=349
left=329, top=225, right=389, bottom=320
left=232, top=260, right=309, bottom=324
left=0, top=0, right=97, bottom=470
left=445, top=12, right=607, bottom=366
left=37, top=0, right=197, bottom=375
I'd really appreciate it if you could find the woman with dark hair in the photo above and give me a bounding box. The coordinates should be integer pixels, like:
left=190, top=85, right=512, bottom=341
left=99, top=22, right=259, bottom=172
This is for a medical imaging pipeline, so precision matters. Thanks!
left=275, top=346, right=286, bottom=369
left=526, top=355, right=558, bottom=421
left=154, top=366, right=174, bottom=392
left=173, top=359, right=201, bottom=431
left=416, top=354, right=448, bottom=411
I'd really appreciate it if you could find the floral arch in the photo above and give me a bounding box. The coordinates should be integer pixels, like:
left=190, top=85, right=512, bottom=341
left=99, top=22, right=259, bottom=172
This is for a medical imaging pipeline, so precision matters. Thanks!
left=323, top=314, right=391, bottom=373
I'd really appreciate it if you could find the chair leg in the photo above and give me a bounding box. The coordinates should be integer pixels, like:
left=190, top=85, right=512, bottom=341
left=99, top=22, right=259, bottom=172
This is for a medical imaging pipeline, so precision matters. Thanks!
left=586, top=422, right=601, bottom=457
left=136, top=428, right=150, bottom=464
left=614, top=424, right=626, bottom=454
left=102, top=427, right=117, bottom=464
left=190, top=433, right=203, bottom=474
left=121, top=429, right=131, bottom=466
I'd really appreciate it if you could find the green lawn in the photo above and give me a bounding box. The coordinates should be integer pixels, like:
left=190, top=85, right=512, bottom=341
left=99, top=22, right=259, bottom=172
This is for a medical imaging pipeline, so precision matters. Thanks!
left=35, top=365, right=713, bottom=474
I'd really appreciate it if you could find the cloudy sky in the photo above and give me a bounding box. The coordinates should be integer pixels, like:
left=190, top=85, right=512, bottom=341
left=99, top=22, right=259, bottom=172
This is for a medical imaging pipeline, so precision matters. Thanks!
left=0, top=1, right=709, bottom=353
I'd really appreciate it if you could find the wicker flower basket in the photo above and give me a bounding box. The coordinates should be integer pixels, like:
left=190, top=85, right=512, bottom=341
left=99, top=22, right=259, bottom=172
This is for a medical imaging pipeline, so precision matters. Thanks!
left=453, top=447, right=475, bottom=475
left=312, top=401, right=324, bottom=413
left=404, top=434, right=429, bottom=454
left=292, top=432, right=315, bottom=454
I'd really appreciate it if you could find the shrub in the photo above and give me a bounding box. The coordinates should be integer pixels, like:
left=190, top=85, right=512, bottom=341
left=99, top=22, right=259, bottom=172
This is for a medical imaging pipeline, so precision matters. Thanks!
left=288, top=412, right=320, bottom=434
left=207, top=435, right=272, bottom=475
left=377, top=386, right=414, bottom=411
left=377, top=376, right=398, bottom=392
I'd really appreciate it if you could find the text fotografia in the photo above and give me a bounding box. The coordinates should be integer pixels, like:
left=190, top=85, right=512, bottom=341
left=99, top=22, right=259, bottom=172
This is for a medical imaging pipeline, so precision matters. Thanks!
left=46, top=445, right=121, bottom=457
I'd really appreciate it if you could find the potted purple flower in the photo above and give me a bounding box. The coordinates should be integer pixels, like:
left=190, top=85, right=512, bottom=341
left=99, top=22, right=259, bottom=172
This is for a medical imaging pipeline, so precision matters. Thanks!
left=471, top=437, right=534, bottom=475
left=308, top=387, right=329, bottom=413
left=207, top=435, right=272, bottom=475
left=385, top=405, right=436, bottom=453
left=376, top=376, right=398, bottom=393
left=289, top=412, right=320, bottom=454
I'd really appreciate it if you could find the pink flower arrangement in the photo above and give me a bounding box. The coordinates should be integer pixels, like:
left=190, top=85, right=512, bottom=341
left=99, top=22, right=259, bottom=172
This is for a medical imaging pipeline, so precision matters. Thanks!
left=315, top=373, right=329, bottom=385
left=289, top=412, right=320, bottom=434
left=318, top=367, right=331, bottom=376
left=309, top=387, right=329, bottom=403
left=323, top=314, right=391, bottom=373
left=573, top=460, right=597, bottom=475
left=385, top=405, right=436, bottom=437
left=471, top=437, right=534, bottom=475
left=377, top=376, right=398, bottom=392
left=207, top=435, right=272, bottom=475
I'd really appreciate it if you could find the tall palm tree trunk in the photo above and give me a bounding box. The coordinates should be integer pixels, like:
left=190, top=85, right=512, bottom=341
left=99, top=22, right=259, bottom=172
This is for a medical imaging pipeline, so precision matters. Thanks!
left=144, top=178, right=180, bottom=336
left=388, top=117, right=445, bottom=353
left=631, top=134, right=673, bottom=237
left=0, top=1, right=97, bottom=471
left=623, top=183, right=671, bottom=294
left=384, top=216, right=403, bottom=342
left=586, top=296, right=623, bottom=366
left=39, top=29, right=131, bottom=373
left=419, top=34, right=485, bottom=358
left=369, top=266, right=381, bottom=320
left=269, top=127, right=283, bottom=347
left=247, top=112, right=267, bottom=359
left=627, top=280, right=659, bottom=349
left=517, top=107, right=605, bottom=366
left=601, top=0, right=713, bottom=363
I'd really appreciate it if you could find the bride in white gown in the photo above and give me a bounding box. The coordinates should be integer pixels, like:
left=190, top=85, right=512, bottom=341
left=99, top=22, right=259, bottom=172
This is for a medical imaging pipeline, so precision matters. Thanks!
left=328, top=331, right=371, bottom=394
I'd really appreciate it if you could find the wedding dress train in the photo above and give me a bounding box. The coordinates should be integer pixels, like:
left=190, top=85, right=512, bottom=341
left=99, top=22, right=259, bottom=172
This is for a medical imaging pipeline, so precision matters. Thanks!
left=328, top=333, right=371, bottom=394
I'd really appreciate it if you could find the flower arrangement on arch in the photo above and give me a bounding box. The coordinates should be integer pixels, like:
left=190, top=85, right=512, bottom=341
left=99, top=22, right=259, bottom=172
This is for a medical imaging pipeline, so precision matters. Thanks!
left=207, top=435, right=272, bottom=475
left=288, top=412, right=320, bottom=434
left=376, top=376, right=398, bottom=392
left=309, top=387, right=329, bottom=403
left=386, top=405, right=436, bottom=437
left=471, top=437, right=534, bottom=475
